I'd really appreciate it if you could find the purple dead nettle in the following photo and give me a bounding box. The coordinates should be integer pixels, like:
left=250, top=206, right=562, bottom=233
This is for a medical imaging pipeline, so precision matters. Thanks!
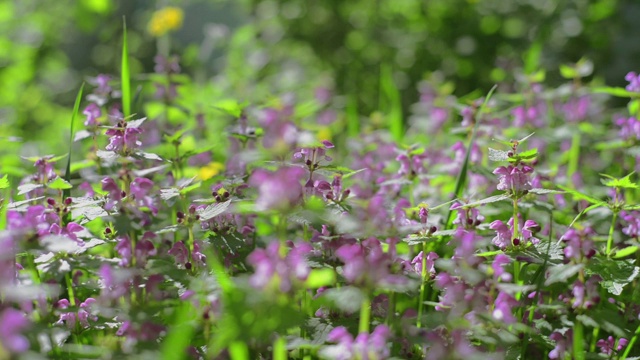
left=322, top=325, right=391, bottom=360
left=549, top=330, right=572, bottom=360
left=335, top=238, right=407, bottom=288
left=105, top=120, right=143, bottom=154
left=596, top=336, right=629, bottom=356
left=625, top=71, right=640, bottom=92
left=620, top=211, right=640, bottom=238
left=489, top=217, right=539, bottom=249
left=247, top=240, right=312, bottom=293
left=249, top=167, right=306, bottom=211
left=0, top=308, right=30, bottom=353
left=562, top=227, right=596, bottom=261
left=55, top=298, right=98, bottom=330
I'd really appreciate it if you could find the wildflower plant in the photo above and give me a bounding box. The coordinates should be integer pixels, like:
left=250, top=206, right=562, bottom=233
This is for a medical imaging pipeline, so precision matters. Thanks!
left=4, top=18, right=640, bottom=360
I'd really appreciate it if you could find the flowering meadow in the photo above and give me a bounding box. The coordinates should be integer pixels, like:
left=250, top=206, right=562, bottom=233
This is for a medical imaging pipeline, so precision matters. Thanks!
left=4, top=8, right=640, bottom=360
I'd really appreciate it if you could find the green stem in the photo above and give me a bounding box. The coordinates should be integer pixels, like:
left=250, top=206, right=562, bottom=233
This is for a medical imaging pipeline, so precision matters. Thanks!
left=273, top=336, right=287, bottom=360
left=620, top=322, right=640, bottom=360
left=607, top=211, right=619, bottom=256
left=359, top=295, right=371, bottom=334
left=417, top=242, right=427, bottom=328
left=65, top=272, right=76, bottom=306
left=590, top=327, right=599, bottom=353
left=187, top=226, right=195, bottom=264
left=573, top=319, right=585, bottom=360
left=386, top=292, right=395, bottom=326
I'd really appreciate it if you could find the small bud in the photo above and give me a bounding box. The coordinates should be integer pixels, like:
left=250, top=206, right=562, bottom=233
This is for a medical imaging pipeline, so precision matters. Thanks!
left=105, top=227, right=112, bottom=234
left=507, top=151, right=514, bottom=157
left=215, top=195, right=221, bottom=202
left=586, top=249, right=596, bottom=259
left=341, top=189, right=351, bottom=199
left=429, top=226, right=437, bottom=234
left=512, top=238, right=520, bottom=246
left=185, top=262, right=192, bottom=270
left=64, top=197, right=73, bottom=205
left=47, top=198, right=56, bottom=206
left=305, top=160, right=312, bottom=166
left=466, top=218, right=474, bottom=225
left=188, top=205, right=196, bottom=214
left=121, top=191, right=127, bottom=198
left=474, top=219, right=482, bottom=226
left=177, top=211, right=185, bottom=219
left=195, top=215, right=200, bottom=221
left=223, top=191, right=230, bottom=198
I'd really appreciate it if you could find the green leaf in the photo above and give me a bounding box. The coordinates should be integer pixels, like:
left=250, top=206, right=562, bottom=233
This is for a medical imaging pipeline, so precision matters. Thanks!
left=0, top=175, right=8, bottom=189
left=445, top=85, right=498, bottom=228
left=380, top=64, right=403, bottom=142
left=559, top=64, right=578, bottom=79
left=64, top=83, right=84, bottom=199
left=198, top=200, right=231, bottom=221
left=544, top=263, right=583, bottom=286
left=460, top=194, right=511, bottom=208
left=600, top=172, right=638, bottom=189
left=515, top=148, right=537, bottom=160
left=528, top=188, right=563, bottom=195
left=586, top=259, right=640, bottom=295
left=121, top=18, right=131, bottom=117
left=47, top=177, right=73, bottom=190
left=613, top=246, right=639, bottom=259
left=161, top=301, right=197, bottom=360
left=488, top=148, right=510, bottom=162
left=557, top=185, right=606, bottom=206
left=593, top=86, right=637, bottom=98
left=305, top=268, right=337, bottom=288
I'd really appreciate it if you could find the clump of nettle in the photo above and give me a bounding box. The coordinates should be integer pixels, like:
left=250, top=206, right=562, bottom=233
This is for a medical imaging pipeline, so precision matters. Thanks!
left=3, top=52, right=640, bottom=360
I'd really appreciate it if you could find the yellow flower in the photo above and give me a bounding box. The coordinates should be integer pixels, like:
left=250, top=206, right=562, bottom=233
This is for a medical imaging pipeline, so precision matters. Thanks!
left=148, top=7, right=184, bottom=37
left=198, top=162, right=225, bottom=181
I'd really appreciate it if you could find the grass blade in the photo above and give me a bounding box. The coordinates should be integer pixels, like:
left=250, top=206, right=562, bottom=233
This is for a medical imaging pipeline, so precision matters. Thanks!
left=445, top=85, right=497, bottom=229
left=121, top=17, right=131, bottom=118
left=380, top=64, right=403, bottom=142
left=64, top=83, right=85, bottom=199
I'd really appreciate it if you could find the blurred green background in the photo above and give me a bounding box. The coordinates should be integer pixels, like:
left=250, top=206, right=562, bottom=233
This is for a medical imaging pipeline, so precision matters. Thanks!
left=1, top=0, right=639, bottom=151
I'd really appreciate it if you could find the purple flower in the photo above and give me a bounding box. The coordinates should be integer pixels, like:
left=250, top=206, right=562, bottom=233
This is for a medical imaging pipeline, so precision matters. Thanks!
left=0, top=308, right=30, bottom=353
left=549, top=330, right=572, bottom=359
left=615, top=116, right=640, bottom=141
left=489, top=217, right=539, bottom=249
left=411, top=251, right=439, bottom=276
left=621, top=211, right=640, bottom=237
left=247, top=241, right=312, bottom=292
left=626, top=71, right=640, bottom=92
left=492, top=292, right=518, bottom=324
left=335, top=239, right=406, bottom=288
left=571, top=275, right=601, bottom=309
left=512, top=103, right=546, bottom=127
left=130, top=177, right=157, bottom=215
left=83, top=103, right=102, bottom=127
left=493, top=164, right=532, bottom=194
left=597, top=336, right=629, bottom=355
left=249, top=167, right=305, bottom=211
left=105, top=120, right=143, bottom=153
left=492, top=254, right=512, bottom=282
left=168, top=241, right=206, bottom=268
left=489, top=220, right=512, bottom=249
left=48, top=222, right=85, bottom=244
left=322, top=325, right=390, bottom=360
left=562, top=227, right=596, bottom=261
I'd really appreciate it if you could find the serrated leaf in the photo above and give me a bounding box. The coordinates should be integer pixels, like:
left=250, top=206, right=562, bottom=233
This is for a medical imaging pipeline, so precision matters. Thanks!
left=197, top=200, right=231, bottom=221
left=160, top=188, right=181, bottom=201
left=528, top=188, right=563, bottom=195
left=557, top=185, right=606, bottom=206
left=133, top=151, right=163, bottom=161
left=0, top=175, right=8, bottom=189
left=47, top=177, right=72, bottom=190
left=73, top=130, right=92, bottom=142
left=96, top=150, right=118, bottom=160
left=600, top=172, right=638, bottom=189
left=544, top=263, right=583, bottom=286
left=460, top=194, right=511, bottom=208
left=17, top=183, right=43, bottom=195
left=488, top=148, right=510, bottom=162
left=586, top=259, right=639, bottom=295
left=126, top=118, right=146, bottom=128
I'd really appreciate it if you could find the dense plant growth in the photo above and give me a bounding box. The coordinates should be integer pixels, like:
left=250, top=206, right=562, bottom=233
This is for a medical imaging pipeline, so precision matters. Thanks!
left=3, top=16, right=640, bottom=360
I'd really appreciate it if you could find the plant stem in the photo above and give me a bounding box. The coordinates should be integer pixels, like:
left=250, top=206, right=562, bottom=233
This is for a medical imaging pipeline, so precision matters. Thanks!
left=417, top=242, right=427, bottom=328
left=65, top=272, right=76, bottom=306
left=590, top=327, right=599, bottom=353
left=607, top=211, right=619, bottom=256
left=359, top=295, right=371, bottom=334
left=273, top=336, right=287, bottom=360
left=573, top=319, right=585, bottom=360
left=620, top=322, right=640, bottom=360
